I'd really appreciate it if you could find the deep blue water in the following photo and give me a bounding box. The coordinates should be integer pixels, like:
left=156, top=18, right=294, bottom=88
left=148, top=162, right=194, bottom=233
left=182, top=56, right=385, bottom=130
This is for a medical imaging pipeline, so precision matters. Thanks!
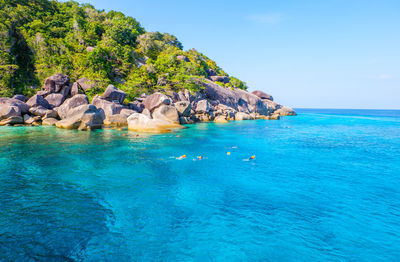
left=1, top=109, right=400, bottom=261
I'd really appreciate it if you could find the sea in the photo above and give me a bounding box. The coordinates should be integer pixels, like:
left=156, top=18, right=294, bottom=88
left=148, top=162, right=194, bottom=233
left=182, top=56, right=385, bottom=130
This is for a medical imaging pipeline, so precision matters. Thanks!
left=0, top=109, right=399, bottom=261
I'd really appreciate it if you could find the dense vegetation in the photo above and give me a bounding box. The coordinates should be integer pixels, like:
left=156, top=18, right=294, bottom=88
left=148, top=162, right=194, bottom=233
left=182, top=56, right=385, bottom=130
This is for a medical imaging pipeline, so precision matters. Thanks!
left=0, top=0, right=247, bottom=101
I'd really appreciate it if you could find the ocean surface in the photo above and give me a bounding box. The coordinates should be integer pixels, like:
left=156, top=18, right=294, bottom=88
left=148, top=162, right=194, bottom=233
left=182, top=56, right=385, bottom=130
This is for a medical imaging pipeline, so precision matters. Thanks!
left=1, top=109, right=400, bottom=261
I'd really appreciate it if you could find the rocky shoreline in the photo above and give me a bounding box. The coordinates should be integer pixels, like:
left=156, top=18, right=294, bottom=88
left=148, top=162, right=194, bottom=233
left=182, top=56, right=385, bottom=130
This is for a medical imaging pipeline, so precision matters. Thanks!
left=0, top=73, right=296, bottom=132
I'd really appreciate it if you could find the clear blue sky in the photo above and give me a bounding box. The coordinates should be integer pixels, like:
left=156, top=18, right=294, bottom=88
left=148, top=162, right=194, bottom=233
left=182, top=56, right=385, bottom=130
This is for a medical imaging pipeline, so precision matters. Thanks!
left=74, top=0, right=399, bottom=109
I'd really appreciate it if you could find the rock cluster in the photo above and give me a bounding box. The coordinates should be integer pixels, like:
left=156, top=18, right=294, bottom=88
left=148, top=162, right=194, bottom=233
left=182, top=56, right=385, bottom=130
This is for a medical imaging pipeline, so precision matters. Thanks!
left=0, top=73, right=296, bottom=132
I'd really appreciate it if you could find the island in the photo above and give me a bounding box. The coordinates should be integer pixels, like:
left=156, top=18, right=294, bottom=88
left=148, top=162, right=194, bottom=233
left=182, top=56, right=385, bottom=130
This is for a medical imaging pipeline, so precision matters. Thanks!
left=0, top=0, right=295, bottom=132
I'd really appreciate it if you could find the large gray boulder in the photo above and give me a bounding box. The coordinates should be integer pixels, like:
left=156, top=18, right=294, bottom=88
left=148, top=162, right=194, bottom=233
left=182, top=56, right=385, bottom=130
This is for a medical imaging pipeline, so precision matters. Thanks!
left=42, top=118, right=58, bottom=126
left=42, top=73, right=70, bottom=95
left=234, top=89, right=270, bottom=115
left=127, top=113, right=182, bottom=132
left=56, top=94, right=89, bottom=119
left=210, top=75, right=230, bottom=83
left=77, top=77, right=94, bottom=91
left=127, top=102, right=144, bottom=113
left=263, top=99, right=280, bottom=111
left=56, top=104, right=103, bottom=130
left=103, top=114, right=128, bottom=127
left=26, top=95, right=51, bottom=109
left=251, top=90, right=273, bottom=101
left=0, top=98, right=29, bottom=120
left=235, top=112, right=253, bottom=121
left=179, top=116, right=194, bottom=124
left=70, top=82, right=85, bottom=97
left=92, top=96, right=124, bottom=119
left=0, top=116, right=23, bottom=126
left=177, top=91, right=189, bottom=102
left=214, top=115, right=229, bottom=123
left=200, top=79, right=270, bottom=115
left=45, top=93, right=64, bottom=108
left=174, top=101, right=191, bottom=117
left=195, top=99, right=210, bottom=114
left=152, top=105, right=179, bottom=124
left=274, top=106, right=296, bottom=116
left=119, top=108, right=136, bottom=117
left=12, top=94, right=28, bottom=102
left=29, top=106, right=58, bottom=118
left=102, top=85, right=126, bottom=104
left=142, top=92, right=170, bottom=112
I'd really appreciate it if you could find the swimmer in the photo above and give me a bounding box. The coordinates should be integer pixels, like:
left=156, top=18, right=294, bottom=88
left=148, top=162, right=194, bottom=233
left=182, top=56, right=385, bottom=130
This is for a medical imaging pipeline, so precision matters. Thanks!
left=177, top=154, right=187, bottom=160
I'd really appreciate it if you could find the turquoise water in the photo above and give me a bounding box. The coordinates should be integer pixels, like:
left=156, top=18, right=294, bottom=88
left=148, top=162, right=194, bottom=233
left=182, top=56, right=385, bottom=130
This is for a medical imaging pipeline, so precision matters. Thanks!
left=1, top=109, right=400, bottom=261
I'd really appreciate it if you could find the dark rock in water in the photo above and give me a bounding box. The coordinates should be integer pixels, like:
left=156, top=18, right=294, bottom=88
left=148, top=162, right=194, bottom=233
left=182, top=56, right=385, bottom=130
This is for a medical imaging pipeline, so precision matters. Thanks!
left=0, top=116, right=23, bottom=126
left=42, top=73, right=70, bottom=94
left=102, top=85, right=126, bottom=104
left=57, top=94, right=89, bottom=119
left=26, top=95, right=51, bottom=109
left=12, top=94, right=28, bottom=102
left=152, top=105, right=180, bottom=124
left=142, top=92, right=170, bottom=112
left=174, top=101, right=191, bottom=117
left=42, top=117, right=58, bottom=126
left=179, top=116, right=194, bottom=124
left=176, top=55, right=189, bottom=62
left=56, top=104, right=103, bottom=130
left=71, top=82, right=85, bottom=96
left=92, top=96, right=124, bottom=119
left=210, top=75, right=230, bottom=83
left=45, top=93, right=64, bottom=108
left=23, top=114, right=39, bottom=124
left=251, top=90, right=273, bottom=101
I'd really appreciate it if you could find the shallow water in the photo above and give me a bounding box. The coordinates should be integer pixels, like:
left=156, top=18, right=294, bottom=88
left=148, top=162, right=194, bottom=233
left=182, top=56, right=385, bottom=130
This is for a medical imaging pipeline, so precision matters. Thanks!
left=1, top=109, right=400, bottom=261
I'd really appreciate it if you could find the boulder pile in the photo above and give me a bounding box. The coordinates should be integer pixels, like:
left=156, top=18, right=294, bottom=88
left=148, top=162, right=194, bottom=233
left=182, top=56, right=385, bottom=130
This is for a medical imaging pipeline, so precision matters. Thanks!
left=0, top=73, right=296, bottom=132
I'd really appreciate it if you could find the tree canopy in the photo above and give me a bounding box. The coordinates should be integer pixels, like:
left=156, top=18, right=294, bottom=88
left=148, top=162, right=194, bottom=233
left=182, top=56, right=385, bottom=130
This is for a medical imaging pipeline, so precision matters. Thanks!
left=0, top=0, right=247, bottom=100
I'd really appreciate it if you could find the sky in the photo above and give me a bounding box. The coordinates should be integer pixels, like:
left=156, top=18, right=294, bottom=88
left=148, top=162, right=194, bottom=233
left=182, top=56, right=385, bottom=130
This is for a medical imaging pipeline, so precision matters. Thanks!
left=73, top=0, right=399, bottom=109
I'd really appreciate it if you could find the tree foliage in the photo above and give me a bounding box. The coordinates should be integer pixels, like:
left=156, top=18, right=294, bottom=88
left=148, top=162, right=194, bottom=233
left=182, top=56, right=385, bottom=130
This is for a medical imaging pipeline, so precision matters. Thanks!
left=0, top=0, right=247, bottom=100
